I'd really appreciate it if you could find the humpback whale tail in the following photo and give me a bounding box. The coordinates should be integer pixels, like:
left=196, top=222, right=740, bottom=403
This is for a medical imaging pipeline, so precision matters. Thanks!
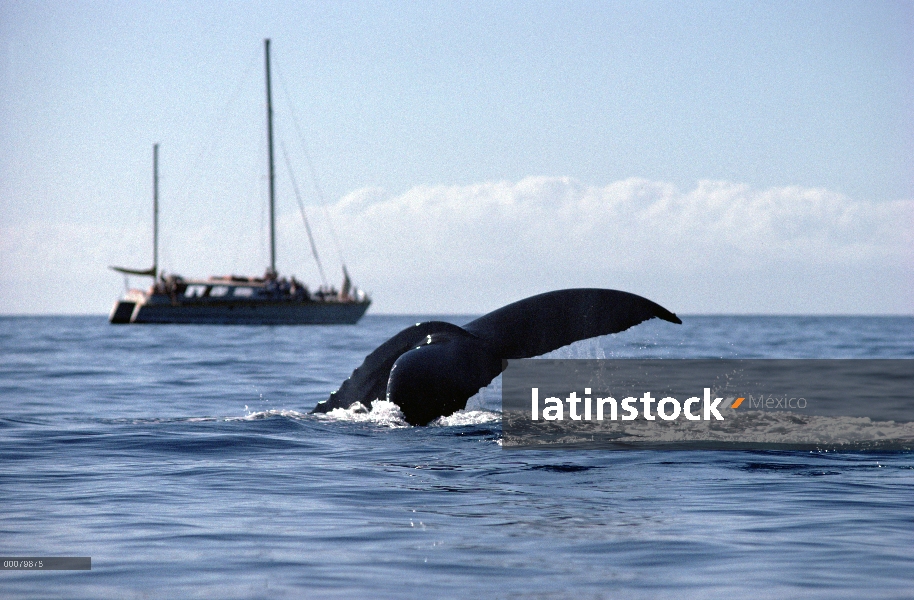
left=313, top=289, right=681, bottom=425
left=463, top=288, right=681, bottom=358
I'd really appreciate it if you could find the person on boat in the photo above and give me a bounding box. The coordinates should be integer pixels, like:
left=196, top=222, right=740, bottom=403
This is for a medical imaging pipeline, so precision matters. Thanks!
left=290, top=277, right=307, bottom=300
left=341, top=269, right=352, bottom=301
left=153, top=273, right=166, bottom=295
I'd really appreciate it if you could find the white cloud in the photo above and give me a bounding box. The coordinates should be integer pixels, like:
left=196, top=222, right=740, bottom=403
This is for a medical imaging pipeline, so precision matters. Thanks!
left=1, top=177, right=911, bottom=314
left=329, top=177, right=912, bottom=314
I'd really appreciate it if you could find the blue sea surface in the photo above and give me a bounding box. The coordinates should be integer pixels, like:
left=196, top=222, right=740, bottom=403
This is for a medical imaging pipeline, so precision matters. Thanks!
left=1, top=315, right=913, bottom=598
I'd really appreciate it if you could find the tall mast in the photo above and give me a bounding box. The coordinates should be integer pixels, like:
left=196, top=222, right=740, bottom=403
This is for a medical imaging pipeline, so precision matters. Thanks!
left=264, top=38, right=276, bottom=274
left=153, top=143, right=159, bottom=279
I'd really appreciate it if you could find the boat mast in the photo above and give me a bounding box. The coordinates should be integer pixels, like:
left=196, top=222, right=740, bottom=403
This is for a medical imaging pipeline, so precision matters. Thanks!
left=264, top=38, right=276, bottom=275
left=153, top=143, right=158, bottom=280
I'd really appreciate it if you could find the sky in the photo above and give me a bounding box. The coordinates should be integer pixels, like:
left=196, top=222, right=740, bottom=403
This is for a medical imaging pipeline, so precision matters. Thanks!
left=1, top=1, right=912, bottom=315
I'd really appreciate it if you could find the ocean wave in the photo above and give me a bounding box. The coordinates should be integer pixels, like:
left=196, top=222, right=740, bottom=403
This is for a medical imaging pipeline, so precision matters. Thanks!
left=229, top=409, right=312, bottom=421
left=504, top=410, right=914, bottom=449
left=631, top=411, right=914, bottom=444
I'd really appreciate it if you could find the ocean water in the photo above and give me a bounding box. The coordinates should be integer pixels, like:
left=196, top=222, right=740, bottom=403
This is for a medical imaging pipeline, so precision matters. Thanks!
left=1, top=314, right=913, bottom=599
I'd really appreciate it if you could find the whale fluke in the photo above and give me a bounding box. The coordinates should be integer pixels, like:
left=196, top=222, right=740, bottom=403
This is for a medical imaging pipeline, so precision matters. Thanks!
left=312, top=288, right=681, bottom=425
left=314, top=321, right=472, bottom=416
left=463, top=288, right=681, bottom=358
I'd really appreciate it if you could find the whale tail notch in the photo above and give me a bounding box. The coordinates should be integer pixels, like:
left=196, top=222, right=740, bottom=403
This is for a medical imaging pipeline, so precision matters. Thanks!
left=311, top=321, right=471, bottom=414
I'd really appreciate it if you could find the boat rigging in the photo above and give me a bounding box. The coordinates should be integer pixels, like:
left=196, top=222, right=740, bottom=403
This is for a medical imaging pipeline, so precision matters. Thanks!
left=109, top=39, right=370, bottom=325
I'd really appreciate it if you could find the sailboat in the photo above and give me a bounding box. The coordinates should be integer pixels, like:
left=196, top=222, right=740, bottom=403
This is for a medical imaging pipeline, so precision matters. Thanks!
left=109, top=39, right=371, bottom=325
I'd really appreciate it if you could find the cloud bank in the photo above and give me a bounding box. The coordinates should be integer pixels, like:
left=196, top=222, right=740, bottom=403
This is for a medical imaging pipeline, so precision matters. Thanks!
left=330, top=177, right=912, bottom=314
left=1, top=177, right=911, bottom=314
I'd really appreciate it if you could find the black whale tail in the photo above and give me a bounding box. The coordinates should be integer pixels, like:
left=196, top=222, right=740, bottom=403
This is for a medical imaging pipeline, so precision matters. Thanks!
left=313, top=288, right=681, bottom=425
left=462, top=288, right=681, bottom=359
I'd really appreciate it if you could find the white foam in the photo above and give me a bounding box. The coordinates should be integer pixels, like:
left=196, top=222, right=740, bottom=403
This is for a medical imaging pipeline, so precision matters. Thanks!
left=313, top=401, right=500, bottom=428
left=430, top=409, right=501, bottom=427
left=311, top=399, right=410, bottom=428
left=466, top=376, right=502, bottom=412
